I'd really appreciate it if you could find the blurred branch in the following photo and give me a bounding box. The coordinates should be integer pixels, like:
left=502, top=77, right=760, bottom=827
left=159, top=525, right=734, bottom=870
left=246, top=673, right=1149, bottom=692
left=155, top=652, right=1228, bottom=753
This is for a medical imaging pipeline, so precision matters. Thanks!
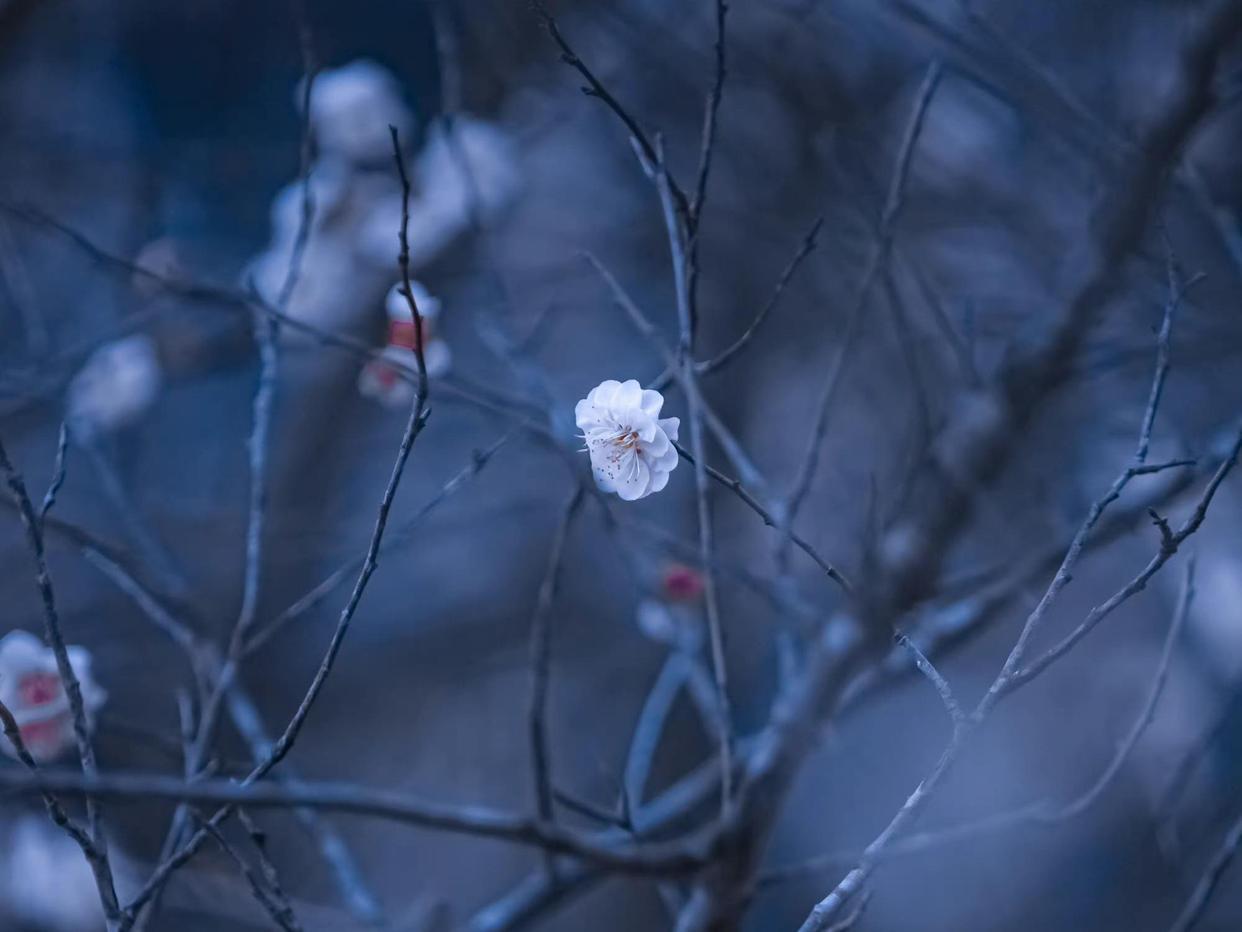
left=655, top=137, right=733, bottom=816
left=117, top=121, right=439, bottom=929
left=196, top=813, right=304, bottom=932
left=1171, top=801, right=1242, bottom=932
left=796, top=156, right=1237, bottom=926
left=893, top=631, right=964, bottom=728
left=673, top=441, right=852, bottom=592
left=528, top=486, right=585, bottom=831
left=778, top=63, right=942, bottom=578
left=690, top=215, right=823, bottom=381
left=0, top=765, right=713, bottom=875
left=237, top=808, right=305, bottom=932
left=689, top=0, right=727, bottom=228
left=766, top=555, right=1194, bottom=885
left=674, top=5, right=1242, bottom=926
left=583, top=251, right=767, bottom=489
left=38, top=421, right=69, bottom=524
left=533, top=1, right=691, bottom=221
left=246, top=427, right=522, bottom=654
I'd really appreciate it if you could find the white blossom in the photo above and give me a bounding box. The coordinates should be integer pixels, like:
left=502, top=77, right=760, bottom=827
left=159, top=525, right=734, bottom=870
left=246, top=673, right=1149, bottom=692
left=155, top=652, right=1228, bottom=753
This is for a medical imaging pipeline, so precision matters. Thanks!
left=355, top=115, right=520, bottom=269
left=358, top=282, right=451, bottom=408
left=304, top=60, right=415, bottom=165
left=1, top=815, right=104, bottom=931
left=636, top=563, right=705, bottom=648
left=575, top=379, right=679, bottom=501
left=66, top=334, right=162, bottom=439
left=0, top=630, right=105, bottom=763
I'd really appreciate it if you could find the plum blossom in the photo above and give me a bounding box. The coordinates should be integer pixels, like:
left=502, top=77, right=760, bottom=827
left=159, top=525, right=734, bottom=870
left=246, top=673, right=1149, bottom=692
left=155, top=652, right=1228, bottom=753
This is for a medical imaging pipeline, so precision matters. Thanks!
left=636, top=562, right=705, bottom=648
left=355, top=115, right=521, bottom=269
left=304, top=59, right=415, bottom=165
left=575, top=379, right=679, bottom=501
left=66, top=333, right=162, bottom=439
left=1, top=815, right=104, bottom=931
left=358, top=281, right=451, bottom=407
left=0, top=630, right=105, bottom=764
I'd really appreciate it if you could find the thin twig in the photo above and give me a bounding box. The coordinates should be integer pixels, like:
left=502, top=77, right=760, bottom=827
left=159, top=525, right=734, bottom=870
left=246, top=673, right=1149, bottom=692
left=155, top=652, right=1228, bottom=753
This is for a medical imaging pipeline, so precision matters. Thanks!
left=798, top=377, right=1240, bottom=930
left=532, top=1, right=691, bottom=221
left=528, top=486, right=585, bottom=828
left=1170, top=806, right=1242, bottom=931
left=778, top=63, right=941, bottom=574
left=674, top=441, right=852, bottom=592
left=585, top=250, right=767, bottom=490
left=0, top=697, right=116, bottom=910
left=119, top=131, right=436, bottom=928
left=84, top=538, right=383, bottom=926
left=766, top=557, right=1195, bottom=886
left=893, top=632, right=964, bottom=728
left=694, top=215, right=822, bottom=380
left=246, top=428, right=519, bottom=655
left=0, top=766, right=710, bottom=876
left=656, top=138, right=732, bottom=816
left=237, top=809, right=305, bottom=932
left=196, top=814, right=303, bottom=932
left=39, top=421, right=69, bottom=525
left=0, top=434, right=121, bottom=926
left=690, top=0, right=727, bottom=227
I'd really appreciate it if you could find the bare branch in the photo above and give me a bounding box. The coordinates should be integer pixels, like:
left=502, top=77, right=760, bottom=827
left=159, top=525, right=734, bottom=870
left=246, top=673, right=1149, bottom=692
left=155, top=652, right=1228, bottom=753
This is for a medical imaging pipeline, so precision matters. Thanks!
left=528, top=486, right=585, bottom=827
left=1170, top=805, right=1242, bottom=932
left=532, top=1, right=691, bottom=221
left=695, top=216, right=823, bottom=379
left=673, top=441, right=852, bottom=592
left=656, top=138, right=733, bottom=815
left=196, top=814, right=303, bottom=932
left=0, top=434, right=121, bottom=925
left=0, top=766, right=710, bottom=876
left=38, top=421, right=69, bottom=524
left=894, top=631, right=964, bottom=728
left=690, top=0, right=728, bottom=226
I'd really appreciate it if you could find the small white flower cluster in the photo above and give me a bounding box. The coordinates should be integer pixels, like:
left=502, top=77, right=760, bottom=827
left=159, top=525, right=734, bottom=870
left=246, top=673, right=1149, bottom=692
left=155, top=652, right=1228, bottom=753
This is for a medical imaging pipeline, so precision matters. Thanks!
left=575, top=379, right=679, bottom=501
left=243, top=60, right=518, bottom=407
left=0, top=630, right=105, bottom=764
left=357, top=282, right=452, bottom=408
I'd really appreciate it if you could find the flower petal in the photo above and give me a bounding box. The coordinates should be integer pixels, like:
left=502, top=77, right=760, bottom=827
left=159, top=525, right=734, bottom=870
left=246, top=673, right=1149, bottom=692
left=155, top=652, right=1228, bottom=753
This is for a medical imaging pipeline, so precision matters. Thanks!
left=647, top=467, right=671, bottom=494
left=658, top=416, right=680, bottom=443
left=588, top=379, right=622, bottom=407
left=613, top=379, right=644, bottom=411
left=643, top=427, right=670, bottom=458
left=574, top=399, right=601, bottom=430
left=640, top=389, right=664, bottom=416
left=613, top=456, right=652, bottom=501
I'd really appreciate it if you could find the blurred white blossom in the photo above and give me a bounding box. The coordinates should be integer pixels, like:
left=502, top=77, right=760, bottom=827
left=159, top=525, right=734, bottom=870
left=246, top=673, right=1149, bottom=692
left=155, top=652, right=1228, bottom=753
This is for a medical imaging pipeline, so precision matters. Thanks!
left=305, top=59, right=414, bottom=165
left=576, top=379, right=679, bottom=501
left=66, top=334, right=162, bottom=439
left=358, top=281, right=450, bottom=408
left=0, top=630, right=105, bottom=763
left=356, top=115, right=520, bottom=269
left=637, top=562, right=705, bottom=649
left=250, top=60, right=518, bottom=348
left=0, top=814, right=103, bottom=931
